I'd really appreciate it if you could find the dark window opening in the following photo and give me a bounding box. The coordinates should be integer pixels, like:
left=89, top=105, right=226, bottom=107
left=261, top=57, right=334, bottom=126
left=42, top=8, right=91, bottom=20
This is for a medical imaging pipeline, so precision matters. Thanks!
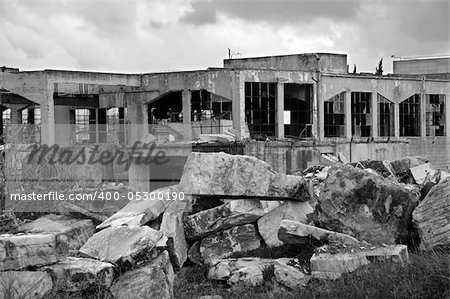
left=400, top=94, right=421, bottom=137
left=324, top=92, right=345, bottom=137
left=351, top=92, right=372, bottom=137
left=191, top=89, right=233, bottom=134
left=426, top=94, right=445, bottom=137
left=148, top=91, right=183, bottom=125
left=284, top=83, right=313, bottom=138
left=377, top=94, right=394, bottom=137
left=245, top=82, right=276, bottom=137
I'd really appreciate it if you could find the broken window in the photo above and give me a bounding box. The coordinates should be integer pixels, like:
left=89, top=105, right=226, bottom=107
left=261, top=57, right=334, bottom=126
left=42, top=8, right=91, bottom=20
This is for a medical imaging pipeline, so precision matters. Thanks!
left=284, top=83, right=313, bottom=138
left=20, top=107, right=41, bottom=143
left=148, top=91, right=183, bottom=125
left=399, top=94, right=421, bottom=136
left=191, top=89, right=233, bottom=134
left=351, top=92, right=372, bottom=137
left=71, top=108, right=119, bottom=144
left=245, top=82, right=276, bottom=137
left=426, top=94, right=446, bottom=136
left=324, top=92, right=345, bottom=137
left=2, top=109, right=11, bottom=134
left=377, top=94, right=394, bottom=137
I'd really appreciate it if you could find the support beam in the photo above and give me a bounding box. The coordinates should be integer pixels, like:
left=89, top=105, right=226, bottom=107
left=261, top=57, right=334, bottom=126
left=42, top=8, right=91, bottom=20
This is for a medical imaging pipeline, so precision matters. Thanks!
left=345, top=90, right=352, bottom=139
left=421, top=80, right=426, bottom=137
left=372, top=92, right=378, bottom=138
left=446, top=93, right=450, bottom=137
left=276, top=82, right=284, bottom=139
left=182, top=89, right=192, bottom=141
left=313, top=80, right=319, bottom=140
left=231, top=72, right=245, bottom=140
left=394, top=102, right=400, bottom=139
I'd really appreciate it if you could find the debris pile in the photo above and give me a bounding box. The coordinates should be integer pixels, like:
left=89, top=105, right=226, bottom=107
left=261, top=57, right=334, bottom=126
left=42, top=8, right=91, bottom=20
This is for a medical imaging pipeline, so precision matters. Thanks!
left=0, top=152, right=448, bottom=297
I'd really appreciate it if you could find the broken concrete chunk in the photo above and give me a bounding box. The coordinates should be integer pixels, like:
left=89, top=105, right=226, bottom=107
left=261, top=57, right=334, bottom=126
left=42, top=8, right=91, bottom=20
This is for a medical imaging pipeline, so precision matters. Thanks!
left=413, top=179, right=450, bottom=249
left=0, top=271, right=53, bottom=299
left=79, top=226, right=166, bottom=266
left=0, top=233, right=68, bottom=271
left=42, top=257, right=114, bottom=292
left=59, top=201, right=108, bottom=225
left=257, top=202, right=313, bottom=247
left=200, top=224, right=261, bottom=265
left=310, top=251, right=370, bottom=280
left=278, top=220, right=360, bottom=245
left=410, top=163, right=437, bottom=185
left=274, top=258, right=310, bottom=289
left=110, top=251, right=174, bottom=299
left=179, top=152, right=311, bottom=201
left=187, top=241, right=203, bottom=265
left=97, top=184, right=182, bottom=229
left=17, top=214, right=94, bottom=250
left=362, top=245, right=409, bottom=266
left=311, top=164, right=419, bottom=244
left=184, top=200, right=264, bottom=240
left=207, top=257, right=273, bottom=286
left=390, top=156, right=429, bottom=174
left=160, top=201, right=190, bottom=269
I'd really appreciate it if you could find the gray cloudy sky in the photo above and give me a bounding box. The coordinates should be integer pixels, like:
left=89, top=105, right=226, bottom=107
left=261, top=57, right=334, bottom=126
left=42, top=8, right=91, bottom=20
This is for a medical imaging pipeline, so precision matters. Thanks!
left=0, top=0, right=448, bottom=74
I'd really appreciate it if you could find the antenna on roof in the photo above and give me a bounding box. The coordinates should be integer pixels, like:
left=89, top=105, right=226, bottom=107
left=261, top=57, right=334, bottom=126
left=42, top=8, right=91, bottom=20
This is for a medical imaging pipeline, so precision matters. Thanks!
left=228, top=48, right=241, bottom=59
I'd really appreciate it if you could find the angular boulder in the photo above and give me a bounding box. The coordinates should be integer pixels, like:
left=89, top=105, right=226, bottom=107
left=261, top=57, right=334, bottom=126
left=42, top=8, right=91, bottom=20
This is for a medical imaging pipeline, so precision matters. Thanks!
left=42, top=257, right=114, bottom=292
left=412, top=179, right=450, bottom=249
left=312, top=164, right=419, bottom=244
left=17, top=214, right=94, bottom=250
left=110, top=251, right=174, bottom=299
left=97, top=184, right=183, bottom=229
left=0, top=271, right=53, bottom=299
left=200, top=224, right=261, bottom=264
left=179, top=152, right=311, bottom=201
left=79, top=226, right=166, bottom=267
left=278, top=220, right=359, bottom=245
left=59, top=201, right=108, bottom=225
left=257, top=202, right=313, bottom=247
left=160, top=200, right=191, bottom=269
left=0, top=233, right=67, bottom=271
left=274, top=258, right=310, bottom=289
left=187, top=241, right=202, bottom=265
left=184, top=200, right=264, bottom=240
left=207, top=257, right=272, bottom=286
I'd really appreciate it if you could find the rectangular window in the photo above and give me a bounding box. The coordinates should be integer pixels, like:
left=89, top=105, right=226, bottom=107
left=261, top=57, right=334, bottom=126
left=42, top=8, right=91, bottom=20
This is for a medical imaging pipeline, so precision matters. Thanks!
left=426, top=94, right=445, bottom=136
left=400, top=94, right=421, bottom=137
left=324, top=92, right=345, bottom=137
left=377, top=94, right=394, bottom=137
left=245, top=82, right=276, bottom=137
left=284, top=83, right=313, bottom=138
left=351, top=92, right=372, bottom=137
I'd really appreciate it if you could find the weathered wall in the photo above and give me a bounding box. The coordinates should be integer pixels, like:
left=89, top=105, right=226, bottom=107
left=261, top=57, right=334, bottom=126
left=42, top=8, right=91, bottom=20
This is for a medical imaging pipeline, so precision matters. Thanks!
left=394, top=58, right=450, bottom=75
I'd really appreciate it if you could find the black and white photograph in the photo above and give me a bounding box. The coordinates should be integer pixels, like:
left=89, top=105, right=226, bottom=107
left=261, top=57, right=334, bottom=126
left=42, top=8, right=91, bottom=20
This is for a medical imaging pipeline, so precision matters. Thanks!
left=0, top=0, right=449, bottom=298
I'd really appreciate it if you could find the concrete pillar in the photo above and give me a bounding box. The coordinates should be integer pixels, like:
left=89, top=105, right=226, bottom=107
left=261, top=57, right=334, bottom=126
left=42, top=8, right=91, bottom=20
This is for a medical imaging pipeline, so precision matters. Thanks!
left=446, top=93, right=450, bottom=136
left=182, top=89, right=192, bottom=141
left=276, top=82, right=284, bottom=139
left=372, top=92, right=378, bottom=138
left=421, top=91, right=426, bottom=137
left=9, top=107, right=20, bottom=125
left=41, top=83, right=55, bottom=144
left=394, top=102, right=400, bottom=138
left=313, top=80, right=320, bottom=140
left=345, top=90, right=352, bottom=139
left=231, top=71, right=245, bottom=139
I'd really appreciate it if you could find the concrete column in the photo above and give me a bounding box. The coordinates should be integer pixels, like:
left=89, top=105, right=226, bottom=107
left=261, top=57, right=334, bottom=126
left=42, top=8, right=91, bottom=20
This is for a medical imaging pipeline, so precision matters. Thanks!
left=345, top=90, right=352, bottom=139
left=231, top=71, right=245, bottom=139
left=182, top=89, right=192, bottom=141
left=394, top=102, right=400, bottom=138
left=9, top=107, right=20, bottom=125
left=41, top=83, right=55, bottom=144
left=372, top=92, right=378, bottom=138
left=313, top=79, right=320, bottom=140
left=276, top=82, right=284, bottom=139
left=421, top=91, right=426, bottom=137
left=446, top=93, right=450, bottom=136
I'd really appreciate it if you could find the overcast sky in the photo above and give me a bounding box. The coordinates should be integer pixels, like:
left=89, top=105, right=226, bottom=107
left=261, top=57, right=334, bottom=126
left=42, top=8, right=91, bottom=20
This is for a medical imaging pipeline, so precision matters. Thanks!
left=0, top=0, right=448, bottom=74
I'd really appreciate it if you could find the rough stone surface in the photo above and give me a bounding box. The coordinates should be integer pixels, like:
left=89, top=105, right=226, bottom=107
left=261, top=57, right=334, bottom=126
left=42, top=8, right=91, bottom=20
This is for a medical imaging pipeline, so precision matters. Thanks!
left=79, top=226, right=166, bottom=266
left=0, top=233, right=67, bottom=271
left=97, top=185, right=183, bottom=229
left=160, top=201, right=191, bottom=269
left=274, top=258, right=310, bottom=289
left=0, top=271, right=53, bottom=299
left=17, top=214, right=94, bottom=250
left=278, top=220, right=360, bottom=245
left=312, top=164, right=419, bottom=244
left=42, top=257, right=114, bottom=292
left=310, top=251, right=370, bottom=280
left=257, top=202, right=313, bottom=247
left=110, top=251, right=174, bottom=299
left=184, top=200, right=264, bottom=240
left=59, top=201, right=108, bottom=225
left=413, top=179, right=450, bottom=249
left=200, top=224, right=261, bottom=264
left=207, top=257, right=272, bottom=286
left=390, top=156, right=429, bottom=174
left=179, top=152, right=311, bottom=201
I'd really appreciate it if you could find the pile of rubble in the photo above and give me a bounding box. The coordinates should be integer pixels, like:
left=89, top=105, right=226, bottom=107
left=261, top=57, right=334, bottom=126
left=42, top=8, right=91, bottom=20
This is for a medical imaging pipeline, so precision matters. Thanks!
left=0, top=152, right=448, bottom=298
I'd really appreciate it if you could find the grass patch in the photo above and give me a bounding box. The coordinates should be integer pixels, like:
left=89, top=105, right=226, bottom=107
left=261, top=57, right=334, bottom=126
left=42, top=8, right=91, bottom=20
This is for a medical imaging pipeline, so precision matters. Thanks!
left=174, top=249, right=449, bottom=299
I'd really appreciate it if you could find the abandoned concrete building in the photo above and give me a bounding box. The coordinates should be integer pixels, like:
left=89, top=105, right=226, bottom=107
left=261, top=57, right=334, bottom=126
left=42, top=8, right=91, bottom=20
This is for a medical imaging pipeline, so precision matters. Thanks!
left=0, top=53, right=449, bottom=189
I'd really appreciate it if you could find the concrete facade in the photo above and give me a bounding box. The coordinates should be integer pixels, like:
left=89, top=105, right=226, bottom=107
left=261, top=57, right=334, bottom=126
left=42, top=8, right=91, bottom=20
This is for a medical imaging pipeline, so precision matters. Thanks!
left=1, top=53, right=449, bottom=176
